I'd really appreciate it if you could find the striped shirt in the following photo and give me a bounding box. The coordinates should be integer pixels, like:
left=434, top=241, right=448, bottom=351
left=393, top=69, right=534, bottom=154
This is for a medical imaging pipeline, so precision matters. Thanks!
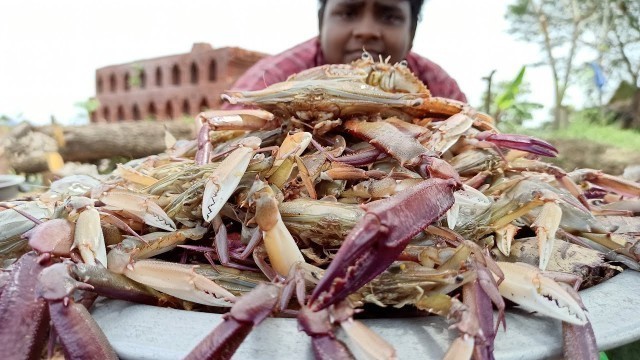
left=223, top=37, right=466, bottom=109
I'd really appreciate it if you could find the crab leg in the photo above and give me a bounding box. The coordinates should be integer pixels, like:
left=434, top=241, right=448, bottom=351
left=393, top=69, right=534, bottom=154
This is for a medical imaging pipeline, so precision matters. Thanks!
left=532, top=200, right=563, bottom=270
left=184, top=282, right=285, bottom=360
left=73, top=207, right=108, bottom=267
left=197, top=109, right=276, bottom=131
left=297, top=306, right=355, bottom=359
left=99, top=190, right=176, bottom=231
left=36, top=263, right=118, bottom=360
left=112, top=259, right=235, bottom=307
left=309, top=177, right=458, bottom=311
left=71, top=263, right=179, bottom=306
left=495, top=262, right=587, bottom=325
left=250, top=180, right=306, bottom=276
left=569, top=169, right=640, bottom=198
left=330, top=300, right=396, bottom=359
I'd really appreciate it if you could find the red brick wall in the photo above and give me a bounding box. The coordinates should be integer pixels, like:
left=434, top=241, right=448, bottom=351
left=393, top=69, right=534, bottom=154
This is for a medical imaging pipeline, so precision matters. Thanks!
left=92, top=44, right=266, bottom=122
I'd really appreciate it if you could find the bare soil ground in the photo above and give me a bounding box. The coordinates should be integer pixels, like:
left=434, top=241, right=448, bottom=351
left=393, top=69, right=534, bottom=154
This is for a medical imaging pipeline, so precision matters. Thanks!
left=547, top=138, right=640, bottom=175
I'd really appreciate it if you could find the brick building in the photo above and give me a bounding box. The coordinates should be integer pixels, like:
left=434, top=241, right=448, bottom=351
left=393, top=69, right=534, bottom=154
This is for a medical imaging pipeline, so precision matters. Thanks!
left=92, top=43, right=266, bottom=122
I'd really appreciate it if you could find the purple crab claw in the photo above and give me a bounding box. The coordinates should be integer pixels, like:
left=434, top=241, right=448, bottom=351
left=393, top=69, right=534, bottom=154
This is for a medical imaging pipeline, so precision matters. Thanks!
left=475, top=131, right=558, bottom=157
left=309, top=178, right=458, bottom=311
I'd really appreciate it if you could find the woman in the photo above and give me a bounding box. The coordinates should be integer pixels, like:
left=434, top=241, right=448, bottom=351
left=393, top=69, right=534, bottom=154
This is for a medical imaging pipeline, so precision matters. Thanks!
left=226, top=0, right=466, bottom=103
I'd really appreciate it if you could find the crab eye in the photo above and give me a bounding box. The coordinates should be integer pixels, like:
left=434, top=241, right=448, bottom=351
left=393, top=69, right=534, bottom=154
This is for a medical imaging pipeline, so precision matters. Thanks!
left=361, top=51, right=372, bottom=61
left=399, top=60, right=408, bottom=67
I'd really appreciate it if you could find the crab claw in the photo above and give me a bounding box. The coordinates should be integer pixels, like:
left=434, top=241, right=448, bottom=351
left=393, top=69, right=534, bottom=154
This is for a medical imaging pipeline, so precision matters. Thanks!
left=309, top=178, right=457, bottom=311
left=496, top=262, right=587, bottom=325
left=475, top=131, right=558, bottom=157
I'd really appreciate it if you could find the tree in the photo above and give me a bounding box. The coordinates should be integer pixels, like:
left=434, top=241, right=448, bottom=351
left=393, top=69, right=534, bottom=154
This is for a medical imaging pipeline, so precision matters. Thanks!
left=482, top=66, right=543, bottom=131
left=591, top=1, right=640, bottom=129
left=74, top=98, right=101, bottom=124
left=506, top=0, right=600, bottom=129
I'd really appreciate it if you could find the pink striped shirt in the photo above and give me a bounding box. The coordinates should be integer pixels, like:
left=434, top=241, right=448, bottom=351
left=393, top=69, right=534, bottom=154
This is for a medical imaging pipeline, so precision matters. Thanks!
left=223, top=37, right=466, bottom=109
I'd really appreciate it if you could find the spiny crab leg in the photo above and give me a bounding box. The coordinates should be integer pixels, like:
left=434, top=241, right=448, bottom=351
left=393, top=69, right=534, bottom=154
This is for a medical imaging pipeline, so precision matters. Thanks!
left=202, top=136, right=262, bottom=222
left=495, top=262, right=588, bottom=325
left=309, top=177, right=458, bottom=311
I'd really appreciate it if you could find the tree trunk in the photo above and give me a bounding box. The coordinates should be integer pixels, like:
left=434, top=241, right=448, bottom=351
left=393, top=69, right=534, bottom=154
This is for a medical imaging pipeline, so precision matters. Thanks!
left=2, top=120, right=196, bottom=173
left=625, top=89, right=640, bottom=129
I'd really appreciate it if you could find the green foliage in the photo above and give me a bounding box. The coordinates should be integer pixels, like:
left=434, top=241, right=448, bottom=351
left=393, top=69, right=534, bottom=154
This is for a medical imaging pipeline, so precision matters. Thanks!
left=483, top=66, right=543, bottom=132
left=129, top=63, right=144, bottom=88
left=495, top=66, right=526, bottom=111
left=605, top=339, right=640, bottom=360
left=74, top=98, right=100, bottom=114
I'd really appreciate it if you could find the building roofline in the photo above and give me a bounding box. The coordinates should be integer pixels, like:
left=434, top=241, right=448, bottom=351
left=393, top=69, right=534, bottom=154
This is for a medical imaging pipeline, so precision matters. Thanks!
left=96, top=44, right=269, bottom=71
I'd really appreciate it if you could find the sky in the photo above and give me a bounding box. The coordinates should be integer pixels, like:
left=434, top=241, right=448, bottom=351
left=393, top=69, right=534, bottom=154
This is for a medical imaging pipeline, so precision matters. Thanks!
left=0, top=0, right=563, bottom=126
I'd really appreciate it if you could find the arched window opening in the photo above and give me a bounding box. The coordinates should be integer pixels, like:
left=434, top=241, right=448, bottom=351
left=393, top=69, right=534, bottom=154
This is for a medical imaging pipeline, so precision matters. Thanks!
left=208, top=60, right=217, bottom=82
left=97, top=77, right=103, bottom=94
left=109, top=74, right=117, bottom=92
left=171, top=64, right=181, bottom=86
left=102, top=107, right=110, bottom=122
left=181, top=100, right=191, bottom=116
left=155, top=66, right=163, bottom=87
left=140, top=70, right=147, bottom=89
left=165, top=101, right=174, bottom=119
left=124, top=73, right=131, bottom=91
left=199, top=98, right=210, bottom=112
left=148, top=102, right=157, bottom=120
left=132, top=104, right=141, bottom=120
left=117, top=106, right=125, bottom=121
left=190, top=62, right=199, bottom=84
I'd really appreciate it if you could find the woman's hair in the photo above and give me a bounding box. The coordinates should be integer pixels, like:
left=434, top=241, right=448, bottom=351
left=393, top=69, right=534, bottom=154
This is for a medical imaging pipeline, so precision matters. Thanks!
left=317, top=0, right=425, bottom=37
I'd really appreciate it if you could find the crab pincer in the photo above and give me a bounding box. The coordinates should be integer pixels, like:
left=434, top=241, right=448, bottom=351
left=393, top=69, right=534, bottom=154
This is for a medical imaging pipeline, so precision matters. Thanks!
left=473, top=131, right=559, bottom=158
left=309, top=177, right=458, bottom=311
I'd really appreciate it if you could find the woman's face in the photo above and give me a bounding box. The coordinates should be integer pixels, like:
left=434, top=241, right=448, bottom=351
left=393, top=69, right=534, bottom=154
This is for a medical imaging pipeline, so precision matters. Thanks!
left=320, top=0, right=413, bottom=64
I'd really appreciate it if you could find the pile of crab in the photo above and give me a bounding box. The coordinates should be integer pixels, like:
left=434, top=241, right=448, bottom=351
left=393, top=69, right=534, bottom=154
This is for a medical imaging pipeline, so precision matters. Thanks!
left=2, top=52, right=640, bottom=360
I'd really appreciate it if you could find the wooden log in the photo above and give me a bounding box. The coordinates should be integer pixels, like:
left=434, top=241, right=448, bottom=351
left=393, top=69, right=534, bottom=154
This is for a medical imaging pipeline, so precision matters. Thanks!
left=2, top=120, right=196, bottom=173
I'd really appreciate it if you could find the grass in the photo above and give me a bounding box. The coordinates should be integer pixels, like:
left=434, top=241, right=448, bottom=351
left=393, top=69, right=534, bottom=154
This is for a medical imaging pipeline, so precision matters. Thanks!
left=543, top=118, right=640, bottom=151
left=515, top=116, right=640, bottom=151
left=508, top=114, right=640, bottom=174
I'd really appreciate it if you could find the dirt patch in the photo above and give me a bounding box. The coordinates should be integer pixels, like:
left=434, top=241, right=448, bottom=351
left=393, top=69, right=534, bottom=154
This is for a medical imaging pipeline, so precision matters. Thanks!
left=547, top=138, right=640, bottom=175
